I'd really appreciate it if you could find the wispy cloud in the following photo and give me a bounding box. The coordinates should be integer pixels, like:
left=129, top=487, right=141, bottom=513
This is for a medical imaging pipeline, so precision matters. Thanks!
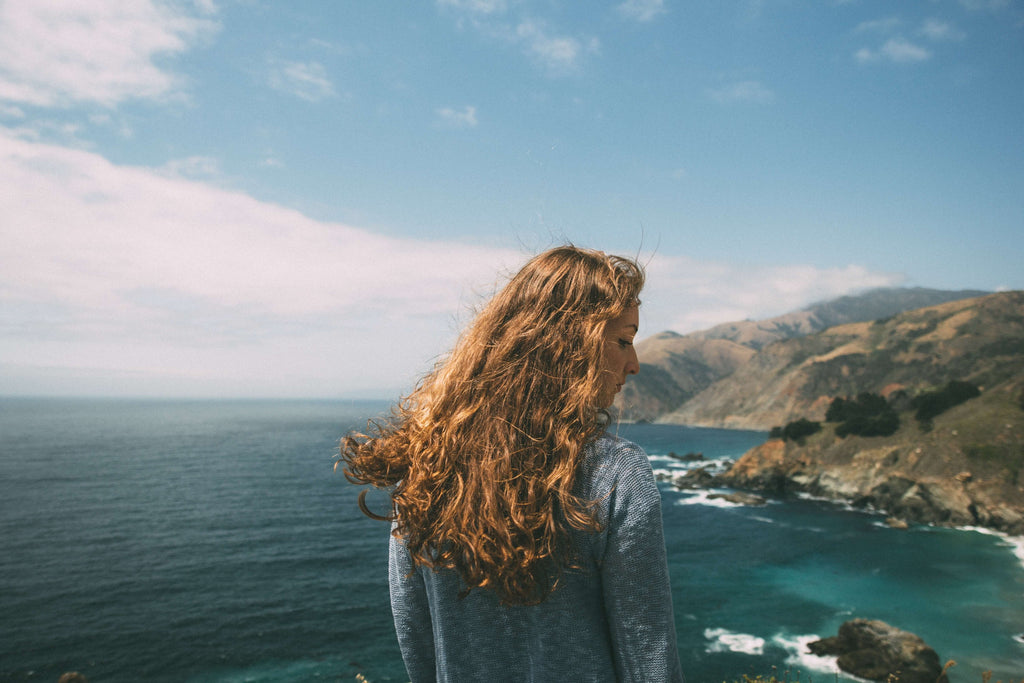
left=267, top=60, right=336, bottom=102
left=158, top=156, right=221, bottom=180
left=437, top=2, right=597, bottom=75
left=436, top=105, right=479, bottom=128
left=437, top=0, right=508, bottom=14
left=0, top=0, right=218, bottom=108
left=644, top=257, right=904, bottom=335
left=0, top=127, right=522, bottom=396
left=856, top=37, right=932, bottom=64
left=708, top=80, right=775, bottom=104
left=515, top=20, right=599, bottom=74
left=854, top=16, right=903, bottom=34
left=852, top=16, right=956, bottom=65
left=616, top=0, right=667, bottom=23
left=958, top=0, right=1009, bottom=11
left=920, top=18, right=966, bottom=42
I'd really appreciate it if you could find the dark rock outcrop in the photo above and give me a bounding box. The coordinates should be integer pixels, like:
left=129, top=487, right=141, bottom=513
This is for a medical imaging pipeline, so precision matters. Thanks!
left=664, top=466, right=715, bottom=490
left=706, top=491, right=766, bottom=506
left=809, top=619, right=949, bottom=683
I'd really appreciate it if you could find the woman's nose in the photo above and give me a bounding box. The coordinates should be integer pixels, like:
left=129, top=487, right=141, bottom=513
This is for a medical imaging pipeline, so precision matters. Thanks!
left=627, top=347, right=639, bottom=375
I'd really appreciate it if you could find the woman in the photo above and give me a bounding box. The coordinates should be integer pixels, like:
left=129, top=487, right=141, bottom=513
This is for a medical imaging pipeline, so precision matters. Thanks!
left=341, top=246, right=684, bottom=682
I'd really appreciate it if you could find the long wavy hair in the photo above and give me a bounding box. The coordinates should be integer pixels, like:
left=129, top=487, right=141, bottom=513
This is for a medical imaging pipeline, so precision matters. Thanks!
left=339, top=246, right=645, bottom=605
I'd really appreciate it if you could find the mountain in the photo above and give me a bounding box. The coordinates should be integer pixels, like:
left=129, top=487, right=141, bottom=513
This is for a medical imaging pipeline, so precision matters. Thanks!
left=617, top=287, right=990, bottom=423
left=617, top=333, right=755, bottom=422
left=689, top=287, right=990, bottom=350
left=658, top=291, right=1024, bottom=430
left=659, top=290, right=1024, bottom=535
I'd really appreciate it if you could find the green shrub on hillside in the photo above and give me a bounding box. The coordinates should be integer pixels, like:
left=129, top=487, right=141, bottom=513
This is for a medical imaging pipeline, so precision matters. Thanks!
left=769, top=418, right=821, bottom=443
left=826, top=392, right=900, bottom=437
left=912, top=380, right=981, bottom=424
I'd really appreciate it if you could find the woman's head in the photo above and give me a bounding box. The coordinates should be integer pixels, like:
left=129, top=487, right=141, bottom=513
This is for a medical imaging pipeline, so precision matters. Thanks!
left=450, top=245, right=645, bottom=415
left=341, top=245, right=646, bottom=604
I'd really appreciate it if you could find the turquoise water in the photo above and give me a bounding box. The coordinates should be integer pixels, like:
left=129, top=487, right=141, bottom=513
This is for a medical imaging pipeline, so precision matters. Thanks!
left=1, top=398, right=1022, bottom=682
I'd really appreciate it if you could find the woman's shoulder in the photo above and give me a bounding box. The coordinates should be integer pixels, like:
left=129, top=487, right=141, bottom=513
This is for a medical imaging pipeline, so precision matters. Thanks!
left=580, top=433, right=653, bottom=489
left=591, top=432, right=647, bottom=462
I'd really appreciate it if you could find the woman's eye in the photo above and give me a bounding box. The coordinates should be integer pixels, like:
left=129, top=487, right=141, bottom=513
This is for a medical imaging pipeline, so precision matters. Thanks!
left=618, top=339, right=633, bottom=348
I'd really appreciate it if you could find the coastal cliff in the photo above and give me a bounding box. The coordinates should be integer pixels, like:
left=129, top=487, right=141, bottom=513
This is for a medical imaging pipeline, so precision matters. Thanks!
left=716, top=375, right=1024, bottom=534
left=635, top=289, right=1024, bottom=534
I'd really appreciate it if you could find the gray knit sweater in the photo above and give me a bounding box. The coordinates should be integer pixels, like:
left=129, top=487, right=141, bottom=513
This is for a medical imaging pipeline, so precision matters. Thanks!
left=388, top=434, right=685, bottom=682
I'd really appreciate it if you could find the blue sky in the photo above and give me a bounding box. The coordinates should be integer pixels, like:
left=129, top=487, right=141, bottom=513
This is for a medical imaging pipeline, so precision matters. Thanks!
left=1, top=0, right=1022, bottom=398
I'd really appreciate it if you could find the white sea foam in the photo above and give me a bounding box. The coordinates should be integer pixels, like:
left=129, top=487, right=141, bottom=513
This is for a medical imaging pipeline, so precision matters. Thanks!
left=675, top=489, right=745, bottom=508
left=772, top=633, right=843, bottom=676
left=955, top=525, right=1024, bottom=568
left=704, top=627, right=765, bottom=655
left=795, top=491, right=864, bottom=514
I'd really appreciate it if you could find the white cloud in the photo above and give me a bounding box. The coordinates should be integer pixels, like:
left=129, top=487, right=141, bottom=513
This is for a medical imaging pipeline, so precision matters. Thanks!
left=854, top=17, right=903, bottom=34
left=159, top=155, right=221, bottom=179
left=437, top=2, right=597, bottom=76
left=0, top=128, right=523, bottom=396
left=0, top=103, right=25, bottom=118
left=0, top=0, right=218, bottom=108
left=708, top=80, right=775, bottom=104
left=267, top=60, right=336, bottom=102
left=856, top=37, right=931, bottom=64
left=920, top=18, right=966, bottom=42
left=958, top=0, right=1009, bottom=10
left=616, top=0, right=667, bottom=23
left=437, top=0, right=508, bottom=14
left=436, top=105, right=479, bottom=128
left=642, top=256, right=904, bottom=335
left=516, top=20, right=597, bottom=74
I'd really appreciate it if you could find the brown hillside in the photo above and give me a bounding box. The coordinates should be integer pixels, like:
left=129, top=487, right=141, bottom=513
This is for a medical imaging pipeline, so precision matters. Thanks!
left=718, top=373, right=1024, bottom=534
left=618, top=287, right=988, bottom=422
left=659, top=291, right=1024, bottom=430
left=617, top=332, right=753, bottom=421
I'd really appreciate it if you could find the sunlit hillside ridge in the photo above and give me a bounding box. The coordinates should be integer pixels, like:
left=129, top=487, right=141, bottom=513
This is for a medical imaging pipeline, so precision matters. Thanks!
left=621, top=288, right=1020, bottom=429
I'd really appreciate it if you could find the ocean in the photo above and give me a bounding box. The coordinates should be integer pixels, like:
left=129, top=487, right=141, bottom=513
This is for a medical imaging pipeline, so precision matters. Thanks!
left=1, top=398, right=1022, bottom=682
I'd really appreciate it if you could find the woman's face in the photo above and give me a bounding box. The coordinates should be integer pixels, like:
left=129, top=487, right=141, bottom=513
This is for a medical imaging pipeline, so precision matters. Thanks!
left=597, top=305, right=640, bottom=408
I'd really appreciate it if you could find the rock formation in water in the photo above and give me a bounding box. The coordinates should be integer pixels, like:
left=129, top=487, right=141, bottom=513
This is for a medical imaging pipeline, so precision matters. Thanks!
left=809, top=619, right=949, bottom=683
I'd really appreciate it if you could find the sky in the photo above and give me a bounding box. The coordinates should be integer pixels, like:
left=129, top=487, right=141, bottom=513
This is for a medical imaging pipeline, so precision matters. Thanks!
left=1, top=0, right=1022, bottom=399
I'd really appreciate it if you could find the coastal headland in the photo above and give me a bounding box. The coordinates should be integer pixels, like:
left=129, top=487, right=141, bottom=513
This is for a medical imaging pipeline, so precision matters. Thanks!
left=624, top=288, right=1024, bottom=534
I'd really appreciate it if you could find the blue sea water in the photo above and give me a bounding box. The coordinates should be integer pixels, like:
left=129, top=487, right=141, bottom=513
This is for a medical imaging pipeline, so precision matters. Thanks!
left=1, top=398, right=1022, bottom=682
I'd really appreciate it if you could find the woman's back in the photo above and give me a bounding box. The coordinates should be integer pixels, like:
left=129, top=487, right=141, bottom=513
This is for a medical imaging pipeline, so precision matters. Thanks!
left=389, top=434, right=684, bottom=682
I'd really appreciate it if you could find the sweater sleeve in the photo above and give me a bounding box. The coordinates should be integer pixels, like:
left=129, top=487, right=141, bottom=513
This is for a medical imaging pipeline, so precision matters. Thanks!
left=388, top=528, right=437, bottom=682
left=600, top=443, right=685, bottom=683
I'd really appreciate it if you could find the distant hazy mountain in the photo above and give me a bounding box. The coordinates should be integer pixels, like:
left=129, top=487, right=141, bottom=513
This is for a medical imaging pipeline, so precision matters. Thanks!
left=617, top=287, right=991, bottom=422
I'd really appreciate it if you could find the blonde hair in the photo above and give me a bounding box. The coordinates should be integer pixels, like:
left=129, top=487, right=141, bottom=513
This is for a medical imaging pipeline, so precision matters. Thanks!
left=340, top=246, right=644, bottom=605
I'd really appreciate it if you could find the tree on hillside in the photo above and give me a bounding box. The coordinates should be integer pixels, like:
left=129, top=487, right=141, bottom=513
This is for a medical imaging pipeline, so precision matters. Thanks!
left=913, top=380, right=981, bottom=426
left=826, top=392, right=900, bottom=438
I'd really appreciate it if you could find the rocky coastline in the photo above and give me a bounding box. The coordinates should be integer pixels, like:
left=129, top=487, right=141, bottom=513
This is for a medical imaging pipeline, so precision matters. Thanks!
left=631, top=291, right=1024, bottom=537
left=710, top=380, right=1024, bottom=536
